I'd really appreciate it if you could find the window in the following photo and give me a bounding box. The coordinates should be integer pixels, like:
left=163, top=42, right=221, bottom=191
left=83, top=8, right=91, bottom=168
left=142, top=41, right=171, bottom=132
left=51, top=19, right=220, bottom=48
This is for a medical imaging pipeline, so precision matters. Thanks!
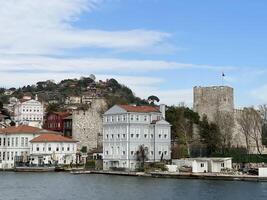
left=122, top=151, right=126, bottom=155
left=136, top=115, right=139, bottom=121
left=130, top=115, right=134, bottom=121
left=131, top=134, right=134, bottom=138
left=117, top=134, right=120, bottom=139
left=201, top=163, right=205, bottom=168
left=151, top=151, right=154, bottom=155
left=151, top=134, right=154, bottom=138
left=21, top=137, right=24, bottom=147
left=123, top=134, right=126, bottom=138
left=48, top=147, right=51, bottom=151
left=158, top=151, right=162, bottom=155
left=144, top=134, right=148, bottom=139
left=164, top=151, right=167, bottom=155
left=3, top=138, right=6, bottom=146
left=36, top=147, right=39, bottom=151
left=15, top=137, right=18, bottom=147
left=56, top=147, right=59, bottom=151
left=67, top=147, right=70, bottom=151
left=25, top=138, right=28, bottom=147
left=164, top=134, right=167, bottom=139
left=11, top=138, right=14, bottom=147
left=123, top=115, right=126, bottom=121
left=111, top=134, right=114, bottom=139
left=136, top=134, right=139, bottom=138
left=7, top=138, right=10, bottom=147
left=159, top=134, right=162, bottom=139
left=144, top=116, right=147, bottom=121
left=106, top=151, right=109, bottom=155
left=106, top=134, right=109, bottom=139
left=221, top=163, right=225, bottom=168
left=0, top=138, right=1, bottom=146
left=131, top=151, right=134, bottom=155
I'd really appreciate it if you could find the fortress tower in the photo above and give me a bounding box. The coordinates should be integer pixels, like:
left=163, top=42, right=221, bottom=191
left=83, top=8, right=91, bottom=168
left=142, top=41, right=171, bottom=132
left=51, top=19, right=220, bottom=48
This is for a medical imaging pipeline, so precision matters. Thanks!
left=193, top=86, right=234, bottom=121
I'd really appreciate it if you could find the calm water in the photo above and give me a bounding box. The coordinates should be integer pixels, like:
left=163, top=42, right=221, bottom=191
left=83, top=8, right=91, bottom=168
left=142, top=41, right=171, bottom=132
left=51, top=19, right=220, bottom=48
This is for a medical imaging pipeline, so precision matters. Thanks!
left=0, top=172, right=267, bottom=200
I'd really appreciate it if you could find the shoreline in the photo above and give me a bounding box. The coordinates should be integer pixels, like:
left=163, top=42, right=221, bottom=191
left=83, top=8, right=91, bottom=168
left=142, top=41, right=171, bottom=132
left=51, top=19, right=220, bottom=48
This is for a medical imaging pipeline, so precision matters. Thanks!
left=72, top=170, right=267, bottom=182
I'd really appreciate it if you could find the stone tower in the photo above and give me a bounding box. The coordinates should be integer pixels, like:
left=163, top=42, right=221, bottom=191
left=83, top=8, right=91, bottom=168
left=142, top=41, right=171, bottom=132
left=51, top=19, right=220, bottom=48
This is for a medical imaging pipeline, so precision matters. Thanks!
left=72, top=98, right=107, bottom=152
left=193, top=86, right=234, bottom=121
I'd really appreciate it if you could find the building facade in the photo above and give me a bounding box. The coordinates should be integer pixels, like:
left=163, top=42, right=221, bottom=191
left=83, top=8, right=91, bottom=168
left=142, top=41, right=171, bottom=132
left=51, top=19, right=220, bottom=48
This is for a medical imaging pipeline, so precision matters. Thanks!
left=30, top=134, right=77, bottom=165
left=0, top=126, right=44, bottom=169
left=103, top=104, right=171, bottom=170
left=0, top=125, right=72, bottom=169
left=63, top=115, right=72, bottom=138
left=14, top=96, right=44, bottom=128
left=44, top=112, right=71, bottom=133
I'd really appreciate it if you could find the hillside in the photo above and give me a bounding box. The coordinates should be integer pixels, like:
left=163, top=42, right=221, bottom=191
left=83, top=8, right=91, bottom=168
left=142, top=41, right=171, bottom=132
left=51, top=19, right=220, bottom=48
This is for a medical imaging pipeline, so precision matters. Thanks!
left=0, top=75, right=149, bottom=110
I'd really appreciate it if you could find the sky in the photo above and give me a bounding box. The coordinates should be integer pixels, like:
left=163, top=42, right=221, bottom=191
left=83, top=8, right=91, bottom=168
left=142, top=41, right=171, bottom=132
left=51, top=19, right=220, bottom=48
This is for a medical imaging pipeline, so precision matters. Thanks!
left=1, top=0, right=267, bottom=107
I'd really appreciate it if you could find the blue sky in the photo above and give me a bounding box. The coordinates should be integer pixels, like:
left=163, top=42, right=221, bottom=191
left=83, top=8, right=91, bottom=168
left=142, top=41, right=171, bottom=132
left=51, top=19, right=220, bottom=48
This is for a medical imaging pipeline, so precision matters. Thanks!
left=0, top=0, right=267, bottom=107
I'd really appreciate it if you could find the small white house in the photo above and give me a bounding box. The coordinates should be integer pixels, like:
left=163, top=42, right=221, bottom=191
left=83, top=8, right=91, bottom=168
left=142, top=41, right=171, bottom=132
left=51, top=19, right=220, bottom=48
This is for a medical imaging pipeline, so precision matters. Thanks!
left=30, top=133, right=78, bottom=166
left=173, top=157, right=232, bottom=173
left=259, top=168, right=267, bottom=177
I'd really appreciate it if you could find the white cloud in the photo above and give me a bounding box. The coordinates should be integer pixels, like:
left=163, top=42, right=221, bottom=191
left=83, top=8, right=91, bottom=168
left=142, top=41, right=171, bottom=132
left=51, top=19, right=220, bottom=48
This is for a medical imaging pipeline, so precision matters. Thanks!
left=0, top=0, right=170, bottom=55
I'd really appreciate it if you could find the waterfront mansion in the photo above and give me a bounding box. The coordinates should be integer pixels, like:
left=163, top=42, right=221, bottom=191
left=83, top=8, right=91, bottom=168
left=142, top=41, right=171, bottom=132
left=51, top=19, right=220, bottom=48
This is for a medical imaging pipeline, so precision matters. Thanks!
left=103, top=104, right=171, bottom=170
left=0, top=125, right=77, bottom=169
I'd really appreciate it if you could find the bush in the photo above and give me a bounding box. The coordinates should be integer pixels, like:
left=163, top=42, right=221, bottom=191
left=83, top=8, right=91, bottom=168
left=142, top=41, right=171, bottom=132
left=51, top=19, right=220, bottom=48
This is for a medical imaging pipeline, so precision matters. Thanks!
left=85, top=160, right=95, bottom=169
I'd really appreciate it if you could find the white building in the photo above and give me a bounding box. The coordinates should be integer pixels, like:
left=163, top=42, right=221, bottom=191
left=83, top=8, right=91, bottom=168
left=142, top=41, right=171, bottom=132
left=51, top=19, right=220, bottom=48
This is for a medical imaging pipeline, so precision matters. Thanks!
left=30, top=133, right=77, bottom=166
left=0, top=125, right=46, bottom=169
left=65, top=96, right=81, bottom=105
left=173, top=157, right=232, bottom=173
left=0, top=125, right=75, bottom=169
left=14, top=95, right=44, bottom=128
left=103, top=104, right=171, bottom=170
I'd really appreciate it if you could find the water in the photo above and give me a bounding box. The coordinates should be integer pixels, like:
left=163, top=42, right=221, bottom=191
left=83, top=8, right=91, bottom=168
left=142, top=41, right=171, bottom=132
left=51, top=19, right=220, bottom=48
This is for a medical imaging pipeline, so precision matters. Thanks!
left=0, top=172, right=267, bottom=200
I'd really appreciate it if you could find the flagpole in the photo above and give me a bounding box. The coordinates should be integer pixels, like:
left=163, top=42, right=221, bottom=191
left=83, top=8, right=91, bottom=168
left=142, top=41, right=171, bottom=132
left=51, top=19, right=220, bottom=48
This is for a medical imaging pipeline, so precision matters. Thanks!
left=221, top=72, right=225, bottom=86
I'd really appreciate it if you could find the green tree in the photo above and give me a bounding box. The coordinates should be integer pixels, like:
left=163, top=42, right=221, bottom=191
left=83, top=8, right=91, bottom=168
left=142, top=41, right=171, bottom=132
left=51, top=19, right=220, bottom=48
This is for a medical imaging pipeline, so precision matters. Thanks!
left=199, top=115, right=221, bottom=156
left=46, top=103, right=61, bottom=114
left=148, top=95, right=160, bottom=104
left=166, top=106, right=200, bottom=158
left=135, top=145, right=148, bottom=170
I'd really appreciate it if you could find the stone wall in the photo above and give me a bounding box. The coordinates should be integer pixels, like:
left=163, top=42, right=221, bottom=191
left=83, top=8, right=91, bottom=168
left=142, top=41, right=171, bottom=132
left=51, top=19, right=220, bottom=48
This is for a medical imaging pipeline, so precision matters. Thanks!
left=72, top=98, right=107, bottom=152
left=193, top=86, right=234, bottom=121
left=193, top=86, right=267, bottom=153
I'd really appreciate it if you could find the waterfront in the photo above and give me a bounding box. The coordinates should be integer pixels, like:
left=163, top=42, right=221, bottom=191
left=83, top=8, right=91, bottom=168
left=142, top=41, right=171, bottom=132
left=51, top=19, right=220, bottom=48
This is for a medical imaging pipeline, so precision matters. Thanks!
left=0, top=172, right=267, bottom=200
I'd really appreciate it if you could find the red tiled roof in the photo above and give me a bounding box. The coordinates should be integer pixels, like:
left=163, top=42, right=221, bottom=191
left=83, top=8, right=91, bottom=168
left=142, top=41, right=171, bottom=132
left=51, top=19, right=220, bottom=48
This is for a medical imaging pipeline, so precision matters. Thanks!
left=119, top=105, right=159, bottom=113
left=0, top=125, right=42, bottom=134
left=30, top=134, right=77, bottom=143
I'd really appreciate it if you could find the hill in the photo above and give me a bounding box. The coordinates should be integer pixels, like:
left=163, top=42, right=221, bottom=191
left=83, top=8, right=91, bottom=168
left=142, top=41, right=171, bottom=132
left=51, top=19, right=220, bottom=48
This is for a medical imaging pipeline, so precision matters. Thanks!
left=0, top=75, right=149, bottom=110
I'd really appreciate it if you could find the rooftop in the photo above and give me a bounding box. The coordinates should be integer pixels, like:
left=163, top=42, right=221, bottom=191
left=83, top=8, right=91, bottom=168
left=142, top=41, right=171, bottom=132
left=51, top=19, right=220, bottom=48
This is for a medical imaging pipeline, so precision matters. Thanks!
left=0, top=125, right=42, bottom=134
left=119, top=105, right=159, bottom=113
left=30, top=134, right=77, bottom=143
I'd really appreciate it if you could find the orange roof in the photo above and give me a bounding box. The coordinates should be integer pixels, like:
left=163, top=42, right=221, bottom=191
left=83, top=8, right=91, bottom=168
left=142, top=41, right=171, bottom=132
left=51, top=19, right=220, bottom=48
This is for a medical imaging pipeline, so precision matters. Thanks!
left=0, top=125, right=42, bottom=134
left=30, top=134, right=77, bottom=143
left=119, top=105, right=159, bottom=113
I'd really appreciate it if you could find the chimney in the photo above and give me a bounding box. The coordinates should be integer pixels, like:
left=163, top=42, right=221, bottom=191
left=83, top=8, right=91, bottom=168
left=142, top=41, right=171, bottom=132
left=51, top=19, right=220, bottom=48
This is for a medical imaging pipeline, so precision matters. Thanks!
left=160, top=104, right=166, bottom=119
